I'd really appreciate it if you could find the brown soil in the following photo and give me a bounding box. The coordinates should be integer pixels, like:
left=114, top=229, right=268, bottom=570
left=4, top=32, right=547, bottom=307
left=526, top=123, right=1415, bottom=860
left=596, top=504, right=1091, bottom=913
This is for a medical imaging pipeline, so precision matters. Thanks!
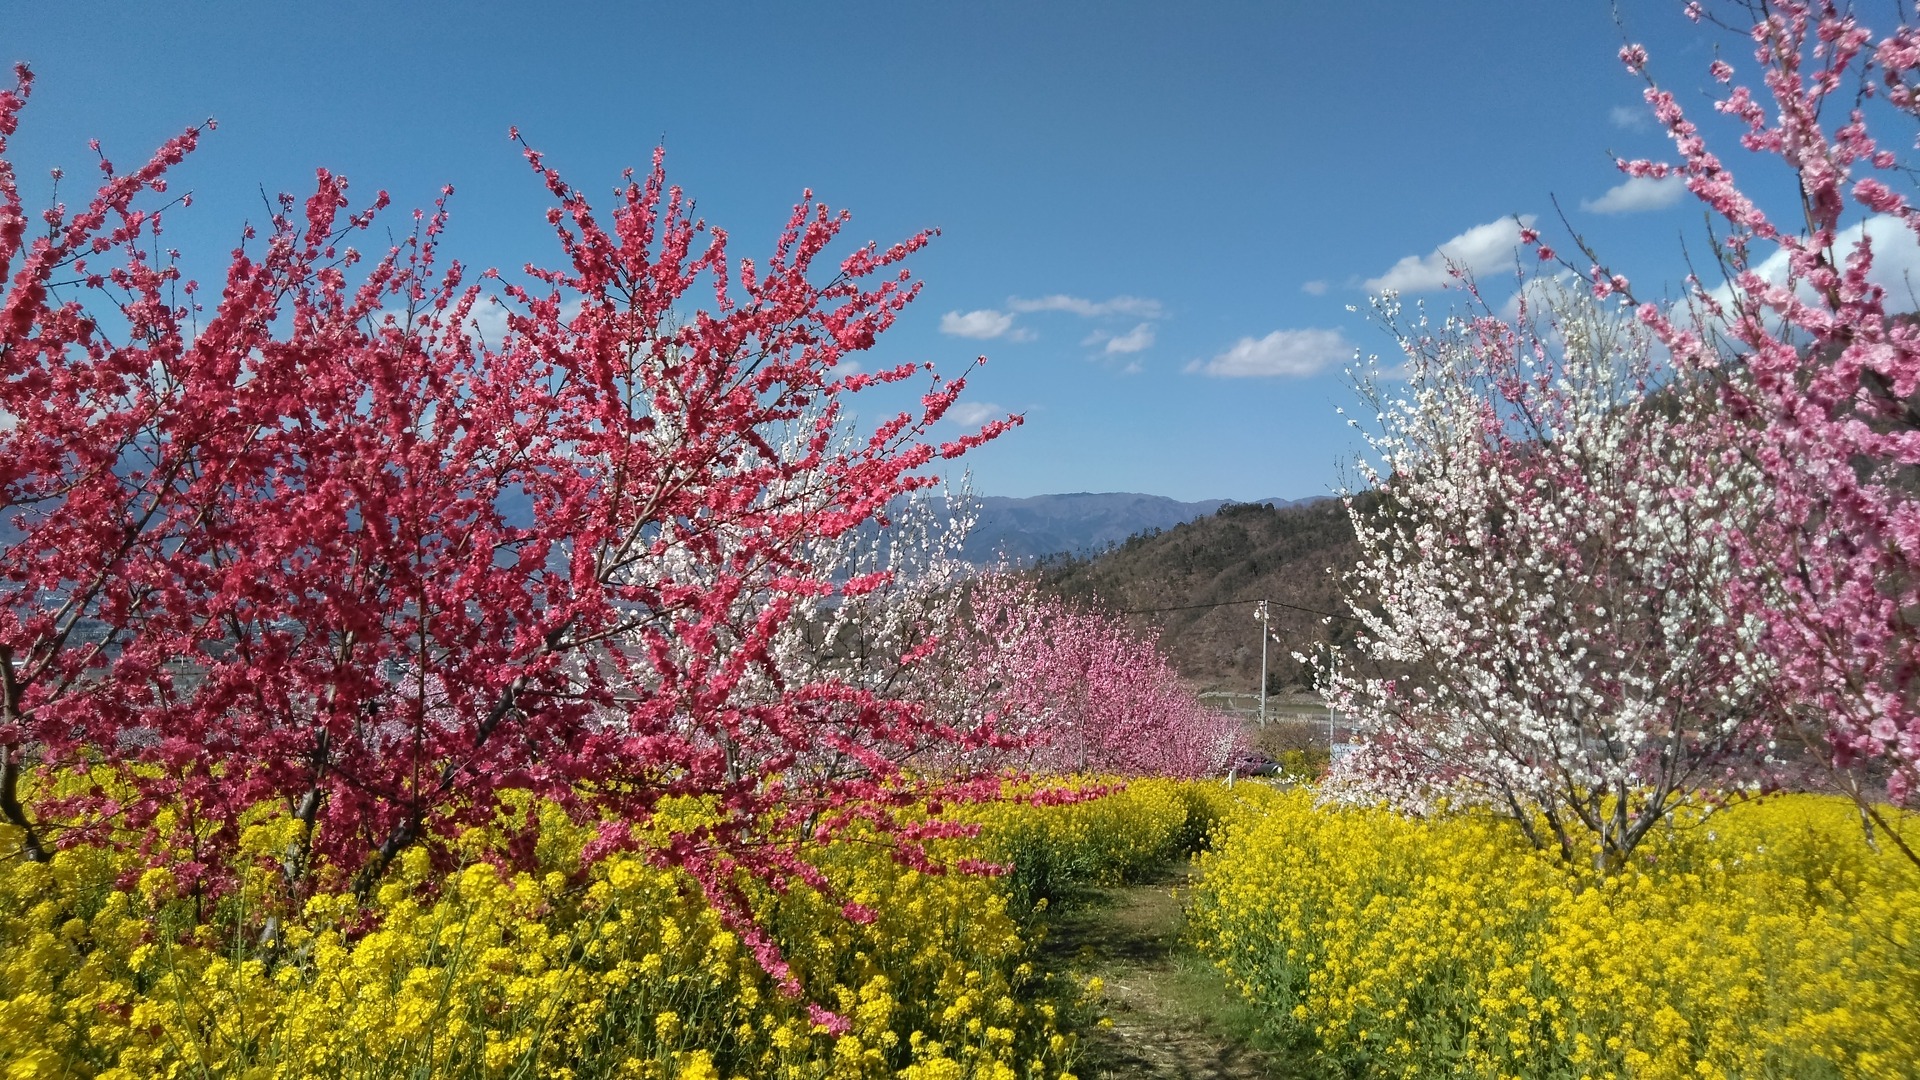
left=1044, top=863, right=1286, bottom=1080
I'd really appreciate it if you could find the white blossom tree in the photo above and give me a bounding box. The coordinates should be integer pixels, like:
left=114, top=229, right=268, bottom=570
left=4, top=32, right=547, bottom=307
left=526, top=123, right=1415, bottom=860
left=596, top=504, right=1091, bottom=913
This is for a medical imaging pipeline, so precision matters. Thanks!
left=1324, top=282, right=1780, bottom=869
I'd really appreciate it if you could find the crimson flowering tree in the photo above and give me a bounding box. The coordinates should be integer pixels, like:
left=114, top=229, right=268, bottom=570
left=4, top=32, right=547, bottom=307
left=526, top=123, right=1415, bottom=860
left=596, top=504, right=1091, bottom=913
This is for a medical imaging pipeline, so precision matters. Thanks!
left=0, top=64, right=1019, bottom=979
left=0, top=70, right=221, bottom=865
left=923, top=575, right=1244, bottom=779
left=1576, top=0, right=1920, bottom=856
left=1324, top=283, right=1779, bottom=868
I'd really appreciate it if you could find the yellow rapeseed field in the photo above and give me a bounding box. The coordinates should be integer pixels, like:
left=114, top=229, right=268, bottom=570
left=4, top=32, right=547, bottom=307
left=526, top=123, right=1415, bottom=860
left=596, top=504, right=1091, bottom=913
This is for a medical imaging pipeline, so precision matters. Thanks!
left=15, top=774, right=1911, bottom=1079
left=1187, top=788, right=1920, bottom=1079
left=0, top=776, right=1216, bottom=1080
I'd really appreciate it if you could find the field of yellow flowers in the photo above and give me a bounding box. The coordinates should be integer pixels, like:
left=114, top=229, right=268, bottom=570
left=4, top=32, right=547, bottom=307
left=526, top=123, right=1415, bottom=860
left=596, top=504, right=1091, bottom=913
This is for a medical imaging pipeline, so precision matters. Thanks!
left=1188, top=787, right=1920, bottom=1079
left=14, top=772, right=1914, bottom=1080
left=0, top=776, right=1229, bottom=1080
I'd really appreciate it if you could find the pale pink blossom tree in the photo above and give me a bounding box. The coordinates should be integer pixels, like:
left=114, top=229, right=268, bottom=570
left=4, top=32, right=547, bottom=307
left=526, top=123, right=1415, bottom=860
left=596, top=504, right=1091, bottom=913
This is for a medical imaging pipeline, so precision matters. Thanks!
left=929, top=575, right=1244, bottom=779
left=1572, top=0, right=1920, bottom=858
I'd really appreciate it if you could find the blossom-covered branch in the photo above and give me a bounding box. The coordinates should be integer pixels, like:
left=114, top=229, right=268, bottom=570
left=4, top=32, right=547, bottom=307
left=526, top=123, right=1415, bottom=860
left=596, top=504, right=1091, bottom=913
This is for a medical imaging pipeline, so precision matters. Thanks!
left=1588, top=1, right=1920, bottom=847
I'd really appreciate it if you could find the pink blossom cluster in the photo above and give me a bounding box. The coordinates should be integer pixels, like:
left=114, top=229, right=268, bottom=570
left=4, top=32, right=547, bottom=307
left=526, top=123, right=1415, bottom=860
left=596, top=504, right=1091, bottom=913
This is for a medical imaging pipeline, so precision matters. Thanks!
left=922, top=575, right=1245, bottom=780
left=0, top=63, right=1020, bottom=979
left=1607, top=2, right=1920, bottom=818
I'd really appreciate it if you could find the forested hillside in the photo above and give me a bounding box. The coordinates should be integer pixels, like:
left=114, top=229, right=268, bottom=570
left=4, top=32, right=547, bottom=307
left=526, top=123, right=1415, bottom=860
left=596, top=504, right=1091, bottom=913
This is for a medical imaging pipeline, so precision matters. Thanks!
left=953, top=492, right=1309, bottom=564
left=1031, top=497, right=1366, bottom=695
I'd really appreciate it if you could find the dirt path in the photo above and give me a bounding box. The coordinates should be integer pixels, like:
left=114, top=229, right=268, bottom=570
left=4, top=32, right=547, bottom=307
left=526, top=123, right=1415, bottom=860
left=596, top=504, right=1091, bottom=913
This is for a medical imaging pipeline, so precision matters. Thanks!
left=1043, top=863, right=1290, bottom=1080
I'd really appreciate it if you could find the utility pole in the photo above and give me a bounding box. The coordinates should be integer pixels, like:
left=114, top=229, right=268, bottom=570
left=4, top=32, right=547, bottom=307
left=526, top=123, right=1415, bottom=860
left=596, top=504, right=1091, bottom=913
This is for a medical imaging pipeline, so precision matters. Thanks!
left=1254, top=600, right=1270, bottom=727
left=1322, top=640, right=1336, bottom=757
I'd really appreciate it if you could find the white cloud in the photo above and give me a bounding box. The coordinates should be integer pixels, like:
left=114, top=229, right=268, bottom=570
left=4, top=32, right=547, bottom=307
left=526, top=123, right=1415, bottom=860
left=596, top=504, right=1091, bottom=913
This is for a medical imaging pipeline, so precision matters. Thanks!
left=1006, top=294, right=1164, bottom=319
left=1581, top=175, right=1685, bottom=214
left=467, top=298, right=513, bottom=345
left=461, top=295, right=588, bottom=346
left=1104, top=323, right=1155, bottom=354
left=945, top=401, right=1006, bottom=427
left=1852, top=216, right=1920, bottom=306
left=1365, top=215, right=1537, bottom=294
left=1187, top=328, right=1354, bottom=378
left=1300, top=280, right=1329, bottom=296
left=1498, top=268, right=1582, bottom=323
left=1701, top=212, right=1920, bottom=315
left=939, top=308, right=1016, bottom=339
left=1610, top=105, right=1650, bottom=130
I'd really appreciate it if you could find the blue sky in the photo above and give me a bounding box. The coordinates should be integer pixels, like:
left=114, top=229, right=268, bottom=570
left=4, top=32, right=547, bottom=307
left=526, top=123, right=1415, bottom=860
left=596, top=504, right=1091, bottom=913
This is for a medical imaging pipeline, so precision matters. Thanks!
left=3, top=2, right=1741, bottom=501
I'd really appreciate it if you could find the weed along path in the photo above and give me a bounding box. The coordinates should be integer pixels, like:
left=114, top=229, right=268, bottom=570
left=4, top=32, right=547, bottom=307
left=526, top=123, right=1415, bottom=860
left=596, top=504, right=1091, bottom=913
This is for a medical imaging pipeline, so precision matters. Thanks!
left=1045, top=861, right=1285, bottom=1080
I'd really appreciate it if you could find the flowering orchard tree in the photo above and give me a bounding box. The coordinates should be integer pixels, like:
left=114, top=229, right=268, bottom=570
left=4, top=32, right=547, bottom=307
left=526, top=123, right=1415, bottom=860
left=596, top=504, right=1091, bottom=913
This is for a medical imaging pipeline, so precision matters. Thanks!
left=1580, top=1, right=1920, bottom=851
left=0, top=65, right=1019, bottom=980
left=0, top=72, right=224, bottom=866
left=1325, top=284, right=1779, bottom=868
left=749, top=478, right=1026, bottom=780
left=926, top=575, right=1244, bottom=779
left=764, top=474, right=979, bottom=706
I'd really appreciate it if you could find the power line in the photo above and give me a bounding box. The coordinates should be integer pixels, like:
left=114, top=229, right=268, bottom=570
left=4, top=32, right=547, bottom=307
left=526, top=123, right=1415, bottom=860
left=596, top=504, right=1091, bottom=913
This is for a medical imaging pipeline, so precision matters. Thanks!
left=1114, top=597, right=1360, bottom=623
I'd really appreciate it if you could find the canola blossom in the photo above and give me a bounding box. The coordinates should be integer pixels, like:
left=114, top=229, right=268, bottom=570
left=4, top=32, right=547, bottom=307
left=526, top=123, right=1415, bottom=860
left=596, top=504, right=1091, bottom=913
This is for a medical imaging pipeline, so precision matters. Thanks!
left=9, top=774, right=1918, bottom=1078
left=1189, top=788, right=1920, bottom=1079
left=960, top=776, right=1237, bottom=911
left=0, top=776, right=1220, bottom=1079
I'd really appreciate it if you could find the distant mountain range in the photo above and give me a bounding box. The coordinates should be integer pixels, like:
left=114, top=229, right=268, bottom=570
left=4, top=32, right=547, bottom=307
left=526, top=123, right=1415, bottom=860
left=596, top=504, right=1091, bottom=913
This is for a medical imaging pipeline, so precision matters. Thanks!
left=3, top=485, right=1329, bottom=579
left=957, top=492, right=1324, bottom=565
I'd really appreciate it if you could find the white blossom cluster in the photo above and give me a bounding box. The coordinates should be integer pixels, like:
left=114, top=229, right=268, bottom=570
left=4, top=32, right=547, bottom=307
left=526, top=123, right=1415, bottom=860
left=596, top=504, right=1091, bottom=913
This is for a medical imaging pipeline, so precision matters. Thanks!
left=750, top=414, right=984, bottom=777
left=1323, top=284, right=1779, bottom=866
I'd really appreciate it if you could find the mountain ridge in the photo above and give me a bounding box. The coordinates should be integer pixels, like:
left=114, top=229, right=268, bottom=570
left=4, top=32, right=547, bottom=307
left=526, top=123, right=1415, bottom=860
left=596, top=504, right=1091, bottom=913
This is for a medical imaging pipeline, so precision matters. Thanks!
left=956, top=491, right=1325, bottom=565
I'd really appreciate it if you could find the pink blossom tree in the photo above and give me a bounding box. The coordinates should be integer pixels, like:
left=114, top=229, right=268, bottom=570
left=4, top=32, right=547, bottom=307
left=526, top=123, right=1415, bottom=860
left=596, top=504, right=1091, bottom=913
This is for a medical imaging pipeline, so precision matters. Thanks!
left=0, top=65, right=1018, bottom=980
left=1573, top=0, right=1920, bottom=858
left=0, top=70, right=226, bottom=866
left=1325, top=282, right=1780, bottom=868
left=928, top=575, right=1244, bottom=779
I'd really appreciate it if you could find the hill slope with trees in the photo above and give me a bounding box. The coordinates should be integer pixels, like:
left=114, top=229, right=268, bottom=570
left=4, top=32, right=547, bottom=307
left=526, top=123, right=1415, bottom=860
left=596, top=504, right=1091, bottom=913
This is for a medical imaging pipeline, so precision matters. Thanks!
left=1030, top=498, right=1364, bottom=697
left=954, top=492, right=1304, bottom=564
